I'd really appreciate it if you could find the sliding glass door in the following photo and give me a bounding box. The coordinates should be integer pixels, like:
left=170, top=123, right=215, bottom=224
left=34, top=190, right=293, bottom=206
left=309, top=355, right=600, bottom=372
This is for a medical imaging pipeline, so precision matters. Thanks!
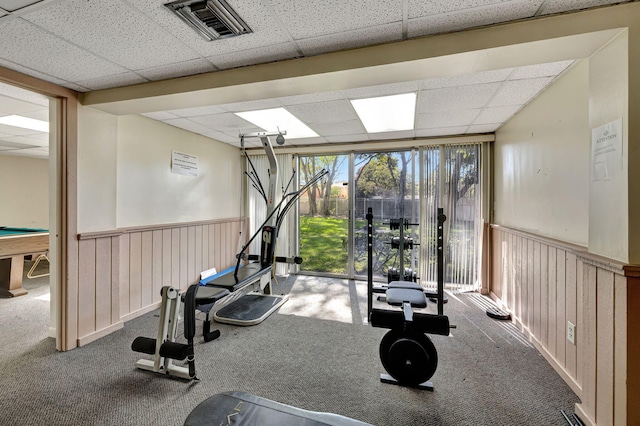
left=353, top=151, right=418, bottom=281
left=297, top=145, right=482, bottom=291
left=298, top=155, right=349, bottom=275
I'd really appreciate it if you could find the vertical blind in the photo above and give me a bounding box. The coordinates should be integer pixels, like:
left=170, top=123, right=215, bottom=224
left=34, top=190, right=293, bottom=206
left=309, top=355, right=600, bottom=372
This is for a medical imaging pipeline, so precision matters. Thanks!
left=420, top=143, right=482, bottom=292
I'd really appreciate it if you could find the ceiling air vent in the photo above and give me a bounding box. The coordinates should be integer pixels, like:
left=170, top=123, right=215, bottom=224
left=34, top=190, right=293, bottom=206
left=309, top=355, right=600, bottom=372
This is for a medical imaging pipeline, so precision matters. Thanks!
left=165, top=0, right=252, bottom=41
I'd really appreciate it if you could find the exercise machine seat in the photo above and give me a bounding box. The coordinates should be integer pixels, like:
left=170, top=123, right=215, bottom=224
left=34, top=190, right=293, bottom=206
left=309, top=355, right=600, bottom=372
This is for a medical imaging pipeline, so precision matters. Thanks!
left=385, top=287, right=427, bottom=308
left=184, top=391, right=372, bottom=426
left=388, top=280, right=422, bottom=290
left=192, top=286, right=229, bottom=305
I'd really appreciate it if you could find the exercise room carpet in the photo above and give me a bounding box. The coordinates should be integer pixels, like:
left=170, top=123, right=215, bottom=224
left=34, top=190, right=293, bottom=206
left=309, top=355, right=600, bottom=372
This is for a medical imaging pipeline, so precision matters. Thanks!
left=0, top=273, right=580, bottom=425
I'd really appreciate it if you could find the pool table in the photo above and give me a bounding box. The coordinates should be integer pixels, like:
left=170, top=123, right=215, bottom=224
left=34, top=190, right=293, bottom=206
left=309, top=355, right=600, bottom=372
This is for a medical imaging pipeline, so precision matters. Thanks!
left=0, top=227, right=49, bottom=298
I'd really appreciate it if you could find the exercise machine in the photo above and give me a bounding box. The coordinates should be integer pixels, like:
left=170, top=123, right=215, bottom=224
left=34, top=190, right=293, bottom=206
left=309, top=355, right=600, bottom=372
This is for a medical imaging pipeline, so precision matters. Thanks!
left=366, top=207, right=453, bottom=390
left=385, top=217, right=419, bottom=283
left=195, top=131, right=328, bottom=326
left=184, top=391, right=372, bottom=426
left=131, top=284, right=207, bottom=380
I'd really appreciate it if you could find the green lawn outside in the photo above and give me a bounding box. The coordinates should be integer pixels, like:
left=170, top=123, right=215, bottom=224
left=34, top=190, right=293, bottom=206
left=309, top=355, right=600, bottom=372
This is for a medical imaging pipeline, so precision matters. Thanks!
left=299, top=216, right=348, bottom=273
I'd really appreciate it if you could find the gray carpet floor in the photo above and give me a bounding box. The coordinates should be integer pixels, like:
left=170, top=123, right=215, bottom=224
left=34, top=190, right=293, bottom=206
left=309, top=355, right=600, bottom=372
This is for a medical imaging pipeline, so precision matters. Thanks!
left=0, top=269, right=580, bottom=425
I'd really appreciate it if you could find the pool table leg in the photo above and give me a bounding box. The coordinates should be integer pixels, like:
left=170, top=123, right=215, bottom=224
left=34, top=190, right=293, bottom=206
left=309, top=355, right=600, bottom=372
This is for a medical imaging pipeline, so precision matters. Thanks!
left=0, top=256, right=28, bottom=298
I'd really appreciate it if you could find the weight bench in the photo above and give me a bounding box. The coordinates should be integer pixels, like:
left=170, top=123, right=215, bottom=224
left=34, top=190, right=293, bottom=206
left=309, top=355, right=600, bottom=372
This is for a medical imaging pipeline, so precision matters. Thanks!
left=184, top=391, right=371, bottom=426
left=370, top=280, right=450, bottom=389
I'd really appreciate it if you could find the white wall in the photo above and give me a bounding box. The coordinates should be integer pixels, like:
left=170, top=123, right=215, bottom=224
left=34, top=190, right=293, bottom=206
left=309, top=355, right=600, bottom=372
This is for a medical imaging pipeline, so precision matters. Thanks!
left=117, top=115, right=241, bottom=228
left=494, top=60, right=590, bottom=246
left=77, top=106, right=118, bottom=233
left=0, top=155, right=49, bottom=228
left=588, top=31, right=629, bottom=262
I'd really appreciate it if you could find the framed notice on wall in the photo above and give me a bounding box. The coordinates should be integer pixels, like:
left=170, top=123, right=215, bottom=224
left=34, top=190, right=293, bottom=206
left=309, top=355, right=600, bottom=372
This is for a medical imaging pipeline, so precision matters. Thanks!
left=172, top=151, right=198, bottom=176
left=591, top=118, right=622, bottom=181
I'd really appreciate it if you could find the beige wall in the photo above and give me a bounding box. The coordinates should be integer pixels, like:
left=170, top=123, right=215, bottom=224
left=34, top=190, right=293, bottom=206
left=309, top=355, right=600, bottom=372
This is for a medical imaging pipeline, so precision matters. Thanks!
left=77, top=106, right=118, bottom=233
left=116, top=115, right=241, bottom=228
left=494, top=60, right=590, bottom=246
left=77, top=111, right=242, bottom=232
left=588, top=31, right=629, bottom=263
left=0, top=155, right=49, bottom=228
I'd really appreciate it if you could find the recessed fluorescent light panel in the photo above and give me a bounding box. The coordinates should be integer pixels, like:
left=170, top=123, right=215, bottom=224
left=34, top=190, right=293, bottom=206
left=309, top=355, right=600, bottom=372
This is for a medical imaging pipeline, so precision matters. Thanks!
left=351, top=93, right=416, bottom=133
left=0, top=115, right=48, bottom=132
left=235, top=108, right=318, bottom=139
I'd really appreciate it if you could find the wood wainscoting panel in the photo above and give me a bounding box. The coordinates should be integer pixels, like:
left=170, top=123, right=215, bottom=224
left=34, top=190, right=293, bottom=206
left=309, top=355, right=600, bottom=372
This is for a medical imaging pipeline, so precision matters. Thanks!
left=76, top=217, right=248, bottom=344
left=489, top=224, right=633, bottom=426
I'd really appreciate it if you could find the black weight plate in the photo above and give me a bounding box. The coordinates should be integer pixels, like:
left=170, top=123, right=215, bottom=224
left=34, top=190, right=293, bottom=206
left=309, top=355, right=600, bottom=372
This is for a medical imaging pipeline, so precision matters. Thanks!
left=379, top=330, right=438, bottom=386
left=486, top=307, right=511, bottom=320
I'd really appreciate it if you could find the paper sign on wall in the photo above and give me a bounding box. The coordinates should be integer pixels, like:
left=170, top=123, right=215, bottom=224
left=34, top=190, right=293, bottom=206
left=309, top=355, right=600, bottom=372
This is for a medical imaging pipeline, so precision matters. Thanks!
left=591, top=118, right=622, bottom=181
left=172, top=151, right=198, bottom=176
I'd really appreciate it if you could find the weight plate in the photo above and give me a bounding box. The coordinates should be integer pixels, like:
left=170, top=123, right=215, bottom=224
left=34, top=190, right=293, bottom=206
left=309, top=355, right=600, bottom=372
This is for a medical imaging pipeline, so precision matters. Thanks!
left=379, top=330, right=438, bottom=386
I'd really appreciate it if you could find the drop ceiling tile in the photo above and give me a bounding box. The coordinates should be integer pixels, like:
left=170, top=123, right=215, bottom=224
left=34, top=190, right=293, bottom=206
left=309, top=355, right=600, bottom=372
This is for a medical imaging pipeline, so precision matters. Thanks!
left=218, top=99, right=283, bottom=113
left=473, top=105, right=521, bottom=124
left=280, top=91, right=347, bottom=106
left=325, top=133, right=370, bottom=143
left=418, top=83, right=502, bottom=112
left=416, top=109, right=480, bottom=129
left=209, top=43, right=299, bottom=70
left=163, top=118, right=217, bottom=135
left=130, top=0, right=290, bottom=57
left=508, top=60, right=574, bottom=80
left=136, top=59, right=217, bottom=81
left=168, top=105, right=226, bottom=118
left=344, top=81, right=422, bottom=100
left=467, top=123, right=500, bottom=133
left=189, top=113, right=256, bottom=133
left=408, top=0, right=543, bottom=38
left=310, top=121, right=367, bottom=137
left=297, top=23, right=402, bottom=57
left=141, top=111, right=179, bottom=121
left=409, top=0, right=511, bottom=17
left=487, top=77, right=552, bottom=106
left=537, top=0, right=628, bottom=15
left=0, top=122, right=45, bottom=136
left=23, top=0, right=201, bottom=70
left=420, top=68, right=513, bottom=89
left=0, top=81, right=48, bottom=105
left=286, top=101, right=358, bottom=124
left=0, top=18, right=128, bottom=83
left=75, top=73, right=149, bottom=91
left=18, top=108, right=48, bottom=121
left=416, top=126, right=469, bottom=137
left=0, top=0, right=44, bottom=13
left=0, top=96, right=46, bottom=115
left=269, top=0, right=402, bottom=39
left=201, top=130, right=237, bottom=144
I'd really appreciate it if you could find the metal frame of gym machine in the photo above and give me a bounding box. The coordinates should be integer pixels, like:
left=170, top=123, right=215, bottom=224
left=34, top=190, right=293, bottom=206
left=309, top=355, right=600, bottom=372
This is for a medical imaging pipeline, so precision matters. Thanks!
left=366, top=207, right=452, bottom=390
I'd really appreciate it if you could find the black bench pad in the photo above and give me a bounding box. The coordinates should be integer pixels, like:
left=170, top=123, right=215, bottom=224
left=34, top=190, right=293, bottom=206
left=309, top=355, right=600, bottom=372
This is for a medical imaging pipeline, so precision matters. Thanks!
left=388, top=280, right=422, bottom=290
left=205, top=263, right=271, bottom=292
left=370, top=309, right=450, bottom=335
left=385, top=287, right=427, bottom=308
left=184, top=391, right=372, bottom=426
left=194, top=286, right=229, bottom=305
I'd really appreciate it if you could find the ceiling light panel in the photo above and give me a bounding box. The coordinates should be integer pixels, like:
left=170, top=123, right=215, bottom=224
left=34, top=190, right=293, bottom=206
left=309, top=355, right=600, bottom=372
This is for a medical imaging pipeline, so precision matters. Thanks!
left=0, top=114, right=48, bottom=132
left=351, top=93, right=416, bottom=133
left=235, top=108, right=318, bottom=139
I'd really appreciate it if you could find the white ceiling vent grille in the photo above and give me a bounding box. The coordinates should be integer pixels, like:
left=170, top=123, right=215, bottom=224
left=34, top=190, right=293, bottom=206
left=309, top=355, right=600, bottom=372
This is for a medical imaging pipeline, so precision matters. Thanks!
left=165, top=0, right=252, bottom=41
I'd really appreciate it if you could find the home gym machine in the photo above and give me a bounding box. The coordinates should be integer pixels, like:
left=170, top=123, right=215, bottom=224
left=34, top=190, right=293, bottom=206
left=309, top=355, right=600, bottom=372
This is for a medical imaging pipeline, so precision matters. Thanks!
left=366, top=207, right=452, bottom=390
left=194, top=131, right=328, bottom=326
left=131, top=284, right=204, bottom=380
left=386, top=217, right=419, bottom=283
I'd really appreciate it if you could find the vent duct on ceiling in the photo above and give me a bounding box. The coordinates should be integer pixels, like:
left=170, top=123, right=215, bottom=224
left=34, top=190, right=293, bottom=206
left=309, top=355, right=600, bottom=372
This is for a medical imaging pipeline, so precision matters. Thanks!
left=165, top=0, right=252, bottom=41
